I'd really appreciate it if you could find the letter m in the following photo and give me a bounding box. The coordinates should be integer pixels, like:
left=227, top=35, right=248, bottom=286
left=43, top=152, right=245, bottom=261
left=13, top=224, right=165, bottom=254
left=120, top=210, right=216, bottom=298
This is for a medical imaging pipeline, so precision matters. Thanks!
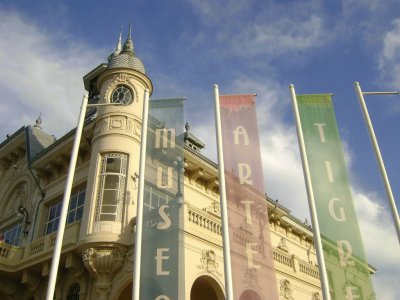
left=155, top=128, right=176, bottom=149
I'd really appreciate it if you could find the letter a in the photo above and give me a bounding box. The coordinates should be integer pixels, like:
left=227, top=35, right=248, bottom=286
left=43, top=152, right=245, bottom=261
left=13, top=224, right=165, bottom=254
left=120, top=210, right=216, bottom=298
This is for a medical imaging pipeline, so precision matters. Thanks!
left=233, top=126, right=249, bottom=145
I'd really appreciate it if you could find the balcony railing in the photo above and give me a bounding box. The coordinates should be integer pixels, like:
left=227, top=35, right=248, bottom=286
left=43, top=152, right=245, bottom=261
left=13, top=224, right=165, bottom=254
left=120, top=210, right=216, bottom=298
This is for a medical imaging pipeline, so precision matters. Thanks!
left=272, top=248, right=320, bottom=280
left=0, top=222, right=80, bottom=270
left=187, top=205, right=222, bottom=236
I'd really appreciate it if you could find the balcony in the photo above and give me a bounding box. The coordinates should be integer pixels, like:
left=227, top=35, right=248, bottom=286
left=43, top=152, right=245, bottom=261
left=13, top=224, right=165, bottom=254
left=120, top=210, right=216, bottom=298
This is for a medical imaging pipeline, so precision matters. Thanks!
left=0, top=222, right=80, bottom=272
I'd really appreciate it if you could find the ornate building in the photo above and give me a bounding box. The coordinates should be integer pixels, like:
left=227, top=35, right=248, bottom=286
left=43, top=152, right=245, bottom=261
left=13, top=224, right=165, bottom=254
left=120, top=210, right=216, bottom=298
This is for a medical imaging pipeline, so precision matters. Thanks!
left=0, top=29, right=322, bottom=299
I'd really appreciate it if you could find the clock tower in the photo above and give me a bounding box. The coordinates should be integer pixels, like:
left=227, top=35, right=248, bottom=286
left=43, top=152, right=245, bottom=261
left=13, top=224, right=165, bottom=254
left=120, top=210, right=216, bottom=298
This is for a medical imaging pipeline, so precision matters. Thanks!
left=78, top=26, right=152, bottom=299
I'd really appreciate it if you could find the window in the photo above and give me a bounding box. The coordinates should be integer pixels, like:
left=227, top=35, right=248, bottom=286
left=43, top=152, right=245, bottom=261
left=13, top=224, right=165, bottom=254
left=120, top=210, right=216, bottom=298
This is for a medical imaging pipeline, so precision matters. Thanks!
left=96, top=153, right=128, bottom=222
left=45, top=189, right=86, bottom=235
left=66, top=283, right=80, bottom=300
left=67, top=190, right=85, bottom=224
left=0, top=222, right=23, bottom=246
left=144, top=185, right=170, bottom=211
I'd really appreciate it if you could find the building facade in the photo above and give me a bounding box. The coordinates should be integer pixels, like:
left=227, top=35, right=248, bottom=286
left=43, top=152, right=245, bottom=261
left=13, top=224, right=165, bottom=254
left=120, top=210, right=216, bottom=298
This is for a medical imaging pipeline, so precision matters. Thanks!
left=0, top=30, right=322, bottom=300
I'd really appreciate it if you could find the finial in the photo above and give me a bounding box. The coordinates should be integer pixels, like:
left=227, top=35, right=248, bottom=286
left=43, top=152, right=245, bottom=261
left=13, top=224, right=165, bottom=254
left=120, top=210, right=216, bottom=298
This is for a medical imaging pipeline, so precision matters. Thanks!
left=185, top=122, right=190, bottom=132
left=34, top=113, right=42, bottom=130
left=123, top=24, right=134, bottom=52
left=117, top=28, right=122, bottom=52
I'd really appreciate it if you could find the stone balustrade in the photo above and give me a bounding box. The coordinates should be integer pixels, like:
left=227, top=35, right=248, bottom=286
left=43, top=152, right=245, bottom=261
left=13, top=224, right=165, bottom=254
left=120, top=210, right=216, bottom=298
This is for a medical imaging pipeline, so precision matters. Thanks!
left=187, top=206, right=222, bottom=236
left=0, top=222, right=80, bottom=270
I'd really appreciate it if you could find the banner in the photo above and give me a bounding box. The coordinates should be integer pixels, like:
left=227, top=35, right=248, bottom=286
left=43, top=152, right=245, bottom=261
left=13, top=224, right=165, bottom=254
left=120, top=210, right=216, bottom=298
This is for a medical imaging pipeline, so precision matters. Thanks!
left=219, top=94, right=278, bottom=300
left=140, top=98, right=185, bottom=300
left=296, top=94, right=375, bottom=300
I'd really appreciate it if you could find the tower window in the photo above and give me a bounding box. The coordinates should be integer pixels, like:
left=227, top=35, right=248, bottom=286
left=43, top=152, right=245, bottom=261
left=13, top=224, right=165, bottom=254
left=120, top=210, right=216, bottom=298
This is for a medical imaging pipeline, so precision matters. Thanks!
left=95, top=153, right=128, bottom=222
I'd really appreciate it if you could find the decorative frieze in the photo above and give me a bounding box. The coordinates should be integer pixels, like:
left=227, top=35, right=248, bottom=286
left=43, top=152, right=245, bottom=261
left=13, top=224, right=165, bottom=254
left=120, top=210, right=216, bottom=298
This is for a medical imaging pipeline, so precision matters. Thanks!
left=103, top=74, right=139, bottom=104
left=94, top=115, right=141, bottom=139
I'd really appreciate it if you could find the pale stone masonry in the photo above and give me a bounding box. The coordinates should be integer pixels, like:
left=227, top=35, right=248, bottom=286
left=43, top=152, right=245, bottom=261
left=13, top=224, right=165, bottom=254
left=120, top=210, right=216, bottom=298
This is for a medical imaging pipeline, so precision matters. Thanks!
left=0, top=29, right=323, bottom=300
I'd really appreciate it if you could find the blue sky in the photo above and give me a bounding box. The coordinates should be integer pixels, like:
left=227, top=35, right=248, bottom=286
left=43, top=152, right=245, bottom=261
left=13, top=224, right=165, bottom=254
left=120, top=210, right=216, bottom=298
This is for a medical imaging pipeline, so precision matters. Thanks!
left=0, top=0, right=399, bottom=298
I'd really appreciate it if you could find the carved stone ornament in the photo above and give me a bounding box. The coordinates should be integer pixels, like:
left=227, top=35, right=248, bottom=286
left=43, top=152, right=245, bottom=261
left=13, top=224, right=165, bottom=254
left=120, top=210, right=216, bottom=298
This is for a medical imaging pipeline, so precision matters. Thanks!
left=198, top=249, right=221, bottom=276
left=81, top=247, right=126, bottom=300
left=278, top=237, right=289, bottom=253
left=103, top=74, right=139, bottom=104
left=110, top=118, right=123, bottom=129
left=280, top=279, right=294, bottom=300
left=312, top=292, right=321, bottom=300
left=202, top=200, right=221, bottom=215
left=4, top=182, right=30, bottom=218
left=113, top=73, right=131, bottom=83
left=123, top=246, right=135, bottom=273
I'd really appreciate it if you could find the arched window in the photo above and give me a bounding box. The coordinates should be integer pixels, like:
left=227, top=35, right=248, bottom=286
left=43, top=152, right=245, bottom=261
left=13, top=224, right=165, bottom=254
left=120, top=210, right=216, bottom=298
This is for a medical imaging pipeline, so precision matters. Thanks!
left=66, top=283, right=80, bottom=300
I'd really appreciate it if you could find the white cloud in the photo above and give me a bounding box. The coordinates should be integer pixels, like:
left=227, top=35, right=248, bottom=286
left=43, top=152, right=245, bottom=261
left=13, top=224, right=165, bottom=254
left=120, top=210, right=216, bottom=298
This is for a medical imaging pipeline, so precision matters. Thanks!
left=353, top=190, right=400, bottom=300
left=0, top=10, right=103, bottom=140
left=187, top=0, right=327, bottom=62
left=377, top=19, right=400, bottom=112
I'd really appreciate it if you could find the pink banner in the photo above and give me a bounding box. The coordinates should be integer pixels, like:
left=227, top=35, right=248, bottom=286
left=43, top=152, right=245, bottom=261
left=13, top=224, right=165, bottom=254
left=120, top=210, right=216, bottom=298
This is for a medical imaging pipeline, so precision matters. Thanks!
left=220, top=94, right=278, bottom=300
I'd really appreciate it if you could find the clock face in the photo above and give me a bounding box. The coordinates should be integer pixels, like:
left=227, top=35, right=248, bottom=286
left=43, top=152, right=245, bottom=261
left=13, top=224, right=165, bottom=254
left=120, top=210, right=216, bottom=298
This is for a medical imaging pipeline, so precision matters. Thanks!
left=111, top=86, right=133, bottom=105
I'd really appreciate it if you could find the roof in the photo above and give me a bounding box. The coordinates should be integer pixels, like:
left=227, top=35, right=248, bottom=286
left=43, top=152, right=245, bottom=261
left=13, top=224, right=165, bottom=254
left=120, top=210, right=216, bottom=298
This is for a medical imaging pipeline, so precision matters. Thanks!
left=107, top=26, right=146, bottom=74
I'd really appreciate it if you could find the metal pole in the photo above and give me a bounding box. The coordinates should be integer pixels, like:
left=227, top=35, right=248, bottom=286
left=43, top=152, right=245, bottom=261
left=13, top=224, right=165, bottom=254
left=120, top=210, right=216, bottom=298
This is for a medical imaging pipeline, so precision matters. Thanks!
left=46, top=94, right=88, bottom=300
left=213, top=84, right=234, bottom=300
left=132, top=89, right=150, bottom=300
left=354, top=82, right=400, bottom=244
left=289, top=84, right=331, bottom=300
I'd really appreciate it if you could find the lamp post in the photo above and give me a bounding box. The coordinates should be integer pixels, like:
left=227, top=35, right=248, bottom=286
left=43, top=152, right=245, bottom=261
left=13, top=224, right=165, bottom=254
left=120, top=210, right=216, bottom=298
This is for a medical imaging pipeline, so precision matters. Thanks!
left=354, top=82, right=400, bottom=244
left=46, top=95, right=123, bottom=300
left=173, top=156, right=186, bottom=205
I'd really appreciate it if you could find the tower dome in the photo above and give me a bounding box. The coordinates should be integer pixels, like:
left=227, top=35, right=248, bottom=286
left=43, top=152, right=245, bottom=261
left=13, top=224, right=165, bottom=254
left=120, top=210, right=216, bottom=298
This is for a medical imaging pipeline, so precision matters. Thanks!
left=107, top=25, right=146, bottom=74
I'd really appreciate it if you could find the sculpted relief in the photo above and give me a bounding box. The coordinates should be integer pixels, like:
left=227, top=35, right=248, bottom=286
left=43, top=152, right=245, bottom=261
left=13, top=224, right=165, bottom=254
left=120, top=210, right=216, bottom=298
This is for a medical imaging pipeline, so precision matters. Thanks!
left=2, top=182, right=31, bottom=219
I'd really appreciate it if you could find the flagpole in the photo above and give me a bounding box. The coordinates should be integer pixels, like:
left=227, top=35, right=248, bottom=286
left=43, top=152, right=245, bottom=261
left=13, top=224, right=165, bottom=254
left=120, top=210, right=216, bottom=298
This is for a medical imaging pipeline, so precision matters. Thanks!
left=46, top=94, right=88, bottom=300
left=132, top=88, right=150, bottom=300
left=289, top=84, right=331, bottom=300
left=354, top=82, right=400, bottom=244
left=214, top=84, right=234, bottom=300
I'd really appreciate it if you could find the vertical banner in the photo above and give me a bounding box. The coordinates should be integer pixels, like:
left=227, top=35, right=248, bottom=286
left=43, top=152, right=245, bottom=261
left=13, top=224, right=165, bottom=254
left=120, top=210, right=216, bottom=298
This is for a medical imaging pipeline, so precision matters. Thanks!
left=296, top=94, right=375, bottom=300
left=140, top=99, right=185, bottom=300
left=219, top=94, right=278, bottom=300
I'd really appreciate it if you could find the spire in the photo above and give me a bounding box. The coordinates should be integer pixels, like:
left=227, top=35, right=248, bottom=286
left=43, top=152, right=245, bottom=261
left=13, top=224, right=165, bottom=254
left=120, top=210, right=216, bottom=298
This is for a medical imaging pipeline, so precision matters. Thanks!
left=108, top=29, right=123, bottom=61
left=34, top=113, right=42, bottom=130
left=116, top=28, right=122, bottom=52
left=123, top=24, right=134, bottom=52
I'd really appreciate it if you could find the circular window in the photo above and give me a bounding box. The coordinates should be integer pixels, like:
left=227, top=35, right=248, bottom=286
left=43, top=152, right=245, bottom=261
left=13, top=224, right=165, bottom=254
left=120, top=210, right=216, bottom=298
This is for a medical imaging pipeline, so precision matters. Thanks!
left=111, top=86, right=133, bottom=105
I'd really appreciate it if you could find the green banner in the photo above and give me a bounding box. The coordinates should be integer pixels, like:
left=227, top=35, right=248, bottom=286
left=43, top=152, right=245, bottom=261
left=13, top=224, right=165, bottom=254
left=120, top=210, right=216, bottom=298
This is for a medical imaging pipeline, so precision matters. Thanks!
left=140, top=99, right=185, bottom=300
left=297, top=94, right=375, bottom=300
